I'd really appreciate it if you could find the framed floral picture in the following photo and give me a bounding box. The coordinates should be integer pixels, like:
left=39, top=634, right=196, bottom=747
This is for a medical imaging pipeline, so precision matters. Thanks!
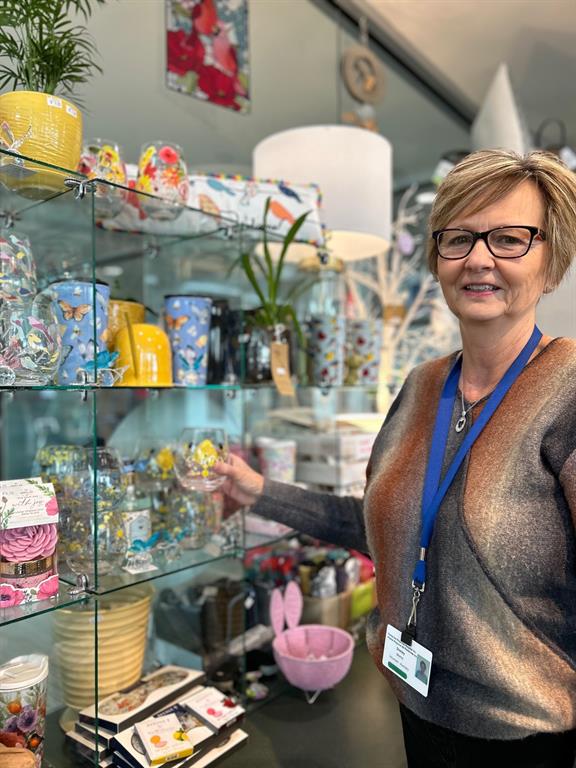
left=166, top=0, right=250, bottom=113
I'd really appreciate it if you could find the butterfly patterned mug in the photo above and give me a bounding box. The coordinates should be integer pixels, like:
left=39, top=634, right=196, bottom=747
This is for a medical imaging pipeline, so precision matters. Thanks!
left=164, top=296, right=212, bottom=386
left=51, top=279, right=110, bottom=385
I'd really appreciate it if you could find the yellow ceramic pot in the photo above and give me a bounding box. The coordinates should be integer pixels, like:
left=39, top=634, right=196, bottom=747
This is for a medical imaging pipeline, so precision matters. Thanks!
left=114, top=323, right=173, bottom=387
left=107, top=299, right=145, bottom=348
left=0, top=91, right=82, bottom=199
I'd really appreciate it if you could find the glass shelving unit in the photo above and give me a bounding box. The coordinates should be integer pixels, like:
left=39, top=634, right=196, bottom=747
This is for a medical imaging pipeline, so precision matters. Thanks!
left=0, top=146, right=384, bottom=766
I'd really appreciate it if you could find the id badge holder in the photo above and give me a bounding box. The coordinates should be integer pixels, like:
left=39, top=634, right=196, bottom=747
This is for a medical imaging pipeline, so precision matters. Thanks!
left=383, top=624, right=432, bottom=697
left=382, top=583, right=432, bottom=697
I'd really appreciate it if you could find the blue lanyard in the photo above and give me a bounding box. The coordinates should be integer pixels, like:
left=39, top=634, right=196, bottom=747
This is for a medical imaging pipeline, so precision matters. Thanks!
left=401, top=326, right=542, bottom=646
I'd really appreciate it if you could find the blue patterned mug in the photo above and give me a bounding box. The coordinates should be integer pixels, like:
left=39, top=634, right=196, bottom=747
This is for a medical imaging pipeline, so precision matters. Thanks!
left=164, top=295, right=212, bottom=386
left=51, top=280, right=110, bottom=384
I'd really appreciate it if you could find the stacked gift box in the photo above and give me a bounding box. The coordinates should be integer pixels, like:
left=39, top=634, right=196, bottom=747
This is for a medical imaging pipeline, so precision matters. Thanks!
left=293, top=430, right=379, bottom=498
left=65, top=665, right=247, bottom=768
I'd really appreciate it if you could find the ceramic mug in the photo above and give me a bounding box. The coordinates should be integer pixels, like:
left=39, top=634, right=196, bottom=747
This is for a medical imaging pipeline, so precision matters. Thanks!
left=164, top=295, right=212, bottom=386
left=113, top=323, right=173, bottom=387
left=107, top=298, right=145, bottom=348
left=345, top=319, right=382, bottom=385
left=307, top=315, right=346, bottom=387
left=255, top=436, right=297, bottom=483
left=206, top=299, right=230, bottom=384
left=51, top=280, right=110, bottom=385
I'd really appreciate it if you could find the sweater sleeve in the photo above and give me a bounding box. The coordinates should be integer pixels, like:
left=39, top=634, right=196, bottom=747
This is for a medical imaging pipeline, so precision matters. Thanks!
left=250, top=480, right=368, bottom=554
left=249, top=382, right=410, bottom=556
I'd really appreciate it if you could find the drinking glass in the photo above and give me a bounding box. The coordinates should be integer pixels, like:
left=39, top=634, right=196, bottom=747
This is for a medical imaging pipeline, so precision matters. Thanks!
left=60, top=447, right=128, bottom=574
left=0, top=230, right=37, bottom=302
left=173, top=428, right=228, bottom=492
left=79, top=138, right=127, bottom=218
left=135, top=440, right=176, bottom=490
left=0, top=291, right=62, bottom=385
left=135, top=141, right=189, bottom=221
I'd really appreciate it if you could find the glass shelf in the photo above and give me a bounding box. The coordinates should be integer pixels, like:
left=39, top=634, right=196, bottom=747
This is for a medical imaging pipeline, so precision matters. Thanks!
left=59, top=546, right=238, bottom=596
left=0, top=146, right=277, bottom=243
left=0, top=581, right=90, bottom=628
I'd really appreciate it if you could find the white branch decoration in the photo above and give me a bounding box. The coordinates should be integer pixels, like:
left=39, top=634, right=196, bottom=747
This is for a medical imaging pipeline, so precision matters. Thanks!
left=343, top=185, right=459, bottom=412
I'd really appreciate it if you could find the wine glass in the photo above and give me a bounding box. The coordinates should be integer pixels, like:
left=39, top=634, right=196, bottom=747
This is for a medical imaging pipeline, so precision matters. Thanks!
left=134, top=439, right=176, bottom=491
left=173, top=428, right=229, bottom=492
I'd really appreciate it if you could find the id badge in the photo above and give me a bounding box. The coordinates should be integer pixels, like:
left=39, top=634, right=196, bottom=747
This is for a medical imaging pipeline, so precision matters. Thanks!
left=382, top=624, right=432, bottom=697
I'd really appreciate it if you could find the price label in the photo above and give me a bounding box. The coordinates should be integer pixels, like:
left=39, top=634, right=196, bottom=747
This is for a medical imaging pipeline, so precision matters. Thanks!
left=271, top=342, right=295, bottom=397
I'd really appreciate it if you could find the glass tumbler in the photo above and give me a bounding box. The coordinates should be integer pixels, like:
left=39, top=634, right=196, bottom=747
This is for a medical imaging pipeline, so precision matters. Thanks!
left=173, top=428, right=229, bottom=492
left=0, top=291, right=62, bottom=385
left=63, top=447, right=128, bottom=575
left=135, top=141, right=189, bottom=221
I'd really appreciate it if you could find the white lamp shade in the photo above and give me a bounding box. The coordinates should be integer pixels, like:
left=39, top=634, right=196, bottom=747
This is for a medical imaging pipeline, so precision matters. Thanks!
left=253, top=125, right=393, bottom=243
left=255, top=231, right=389, bottom=265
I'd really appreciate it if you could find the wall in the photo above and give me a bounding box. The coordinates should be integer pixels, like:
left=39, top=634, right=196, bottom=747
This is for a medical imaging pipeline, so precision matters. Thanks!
left=79, top=0, right=342, bottom=175
left=78, top=0, right=469, bottom=186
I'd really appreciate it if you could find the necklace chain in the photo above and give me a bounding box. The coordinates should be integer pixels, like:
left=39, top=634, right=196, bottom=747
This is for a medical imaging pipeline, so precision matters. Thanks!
left=455, top=389, right=482, bottom=433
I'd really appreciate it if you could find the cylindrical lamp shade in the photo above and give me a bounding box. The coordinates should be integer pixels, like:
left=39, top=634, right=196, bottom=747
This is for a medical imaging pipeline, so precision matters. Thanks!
left=253, top=125, right=392, bottom=242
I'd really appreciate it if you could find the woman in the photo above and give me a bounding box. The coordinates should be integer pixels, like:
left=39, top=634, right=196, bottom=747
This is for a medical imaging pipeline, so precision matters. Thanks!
left=215, top=150, right=576, bottom=767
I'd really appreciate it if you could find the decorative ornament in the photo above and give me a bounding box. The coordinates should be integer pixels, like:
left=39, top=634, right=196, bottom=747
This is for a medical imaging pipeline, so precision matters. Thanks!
left=341, top=44, right=386, bottom=105
left=340, top=17, right=386, bottom=133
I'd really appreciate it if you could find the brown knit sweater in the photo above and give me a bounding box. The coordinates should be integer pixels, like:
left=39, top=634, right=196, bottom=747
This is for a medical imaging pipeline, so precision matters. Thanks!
left=252, top=337, right=576, bottom=739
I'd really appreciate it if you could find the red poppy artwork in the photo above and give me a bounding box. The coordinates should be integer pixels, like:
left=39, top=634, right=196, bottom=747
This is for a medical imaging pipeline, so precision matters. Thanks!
left=166, top=0, right=250, bottom=114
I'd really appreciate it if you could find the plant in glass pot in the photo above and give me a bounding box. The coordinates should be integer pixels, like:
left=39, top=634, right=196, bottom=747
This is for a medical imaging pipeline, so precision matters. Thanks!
left=0, top=0, right=105, bottom=197
left=234, top=198, right=312, bottom=384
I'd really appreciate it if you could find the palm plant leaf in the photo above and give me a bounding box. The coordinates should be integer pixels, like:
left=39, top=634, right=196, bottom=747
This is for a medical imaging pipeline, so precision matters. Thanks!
left=0, top=0, right=103, bottom=96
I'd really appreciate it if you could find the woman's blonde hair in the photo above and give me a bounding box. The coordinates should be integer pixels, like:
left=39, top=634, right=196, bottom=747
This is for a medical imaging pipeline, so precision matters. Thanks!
left=427, top=149, right=576, bottom=288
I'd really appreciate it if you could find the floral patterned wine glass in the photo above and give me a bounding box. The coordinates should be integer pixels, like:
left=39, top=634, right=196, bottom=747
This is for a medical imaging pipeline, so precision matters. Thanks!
left=173, top=428, right=229, bottom=492
left=135, top=141, right=189, bottom=221
left=0, top=230, right=37, bottom=302
left=78, top=138, right=128, bottom=218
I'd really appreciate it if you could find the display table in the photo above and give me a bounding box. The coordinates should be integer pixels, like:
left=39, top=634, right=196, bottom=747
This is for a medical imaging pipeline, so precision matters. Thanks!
left=224, top=643, right=406, bottom=768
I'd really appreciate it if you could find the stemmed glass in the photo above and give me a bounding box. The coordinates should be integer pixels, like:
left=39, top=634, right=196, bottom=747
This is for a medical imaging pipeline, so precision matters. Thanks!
left=173, top=428, right=229, bottom=492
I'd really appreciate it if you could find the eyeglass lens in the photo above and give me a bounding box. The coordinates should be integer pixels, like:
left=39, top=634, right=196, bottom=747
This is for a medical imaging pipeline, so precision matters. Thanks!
left=437, top=227, right=535, bottom=259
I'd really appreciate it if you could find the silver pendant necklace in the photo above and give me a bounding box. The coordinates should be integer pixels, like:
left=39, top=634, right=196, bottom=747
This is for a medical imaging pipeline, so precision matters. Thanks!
left=455, top=389, right=482, bottom=433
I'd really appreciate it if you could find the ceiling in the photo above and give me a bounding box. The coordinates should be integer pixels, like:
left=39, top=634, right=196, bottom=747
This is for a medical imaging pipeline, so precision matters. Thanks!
left=341, top=0, right=576, bottom=148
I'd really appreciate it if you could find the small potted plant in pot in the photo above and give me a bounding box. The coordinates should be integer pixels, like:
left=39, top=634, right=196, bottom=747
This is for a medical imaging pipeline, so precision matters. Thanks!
left=234, top=198, right=314, bottom=383
left=0, top=0, right=105, bottom=197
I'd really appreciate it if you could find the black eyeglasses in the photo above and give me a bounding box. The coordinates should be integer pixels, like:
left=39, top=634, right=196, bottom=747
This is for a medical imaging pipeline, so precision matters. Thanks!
left=432, top=226, right=546, bottom=260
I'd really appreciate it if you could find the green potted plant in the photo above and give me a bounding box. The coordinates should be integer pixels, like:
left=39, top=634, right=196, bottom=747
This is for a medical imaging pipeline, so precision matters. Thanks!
left=0, top=0, right=105, bottom=196
left=233, top=198, right=315, bottom=383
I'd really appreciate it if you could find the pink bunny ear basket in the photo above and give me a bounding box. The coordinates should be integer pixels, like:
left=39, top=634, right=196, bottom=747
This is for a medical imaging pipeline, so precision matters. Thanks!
left=271, top=581, right=355, bottom=703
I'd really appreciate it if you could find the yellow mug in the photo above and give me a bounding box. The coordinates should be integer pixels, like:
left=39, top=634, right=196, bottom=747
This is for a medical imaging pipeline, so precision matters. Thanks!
left=114, top=323, right=173, bottom=387
left=107, top=299, right=145, bottom=348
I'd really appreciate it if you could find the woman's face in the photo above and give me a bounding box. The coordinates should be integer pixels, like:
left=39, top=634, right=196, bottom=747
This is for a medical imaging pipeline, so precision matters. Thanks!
left=436, top=181, right=548, bottom=332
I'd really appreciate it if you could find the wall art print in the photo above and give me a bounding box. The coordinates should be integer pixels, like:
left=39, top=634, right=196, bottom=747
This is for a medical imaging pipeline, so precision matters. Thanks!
left=166, top=0, right=250, bottom=114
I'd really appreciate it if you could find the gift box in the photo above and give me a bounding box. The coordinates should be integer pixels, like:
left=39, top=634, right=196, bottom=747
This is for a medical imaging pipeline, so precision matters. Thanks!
left=79, top=666, right=205, bottom=733
left=0, top=477, right=59, bottom=605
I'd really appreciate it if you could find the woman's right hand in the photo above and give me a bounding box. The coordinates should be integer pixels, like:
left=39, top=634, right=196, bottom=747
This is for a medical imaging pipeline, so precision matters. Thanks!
left=214, top=453, right=265, bottom=508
